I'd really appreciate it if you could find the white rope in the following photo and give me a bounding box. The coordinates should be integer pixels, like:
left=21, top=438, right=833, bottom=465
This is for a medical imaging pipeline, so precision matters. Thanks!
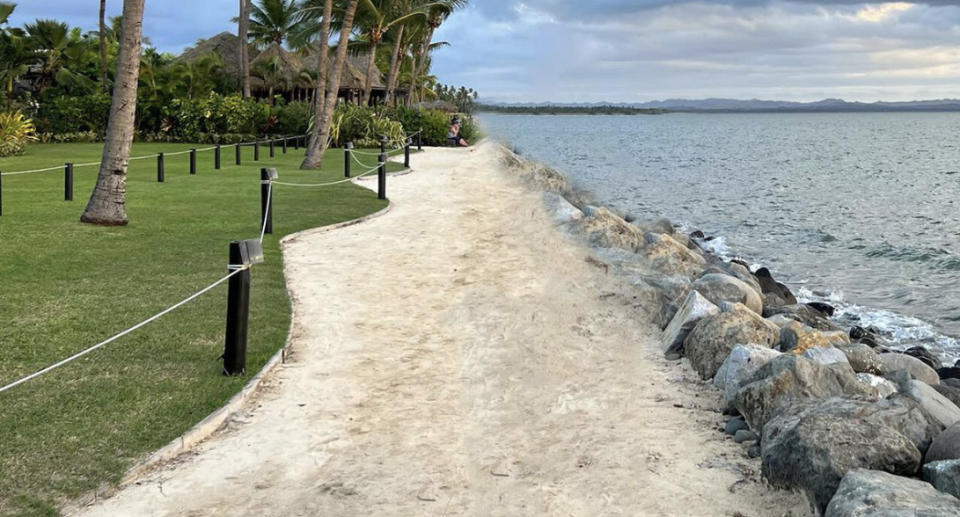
left=259, top=183, right=273, bottom=242
left=351, top=148, right=403, bottom=157
left=0, top=165, right=63, bottom=176
left=272, top=163, right=381, bottom=188
left=0, top=268, right=247, bottom=395
left=351, top=151, right=384, bottom=168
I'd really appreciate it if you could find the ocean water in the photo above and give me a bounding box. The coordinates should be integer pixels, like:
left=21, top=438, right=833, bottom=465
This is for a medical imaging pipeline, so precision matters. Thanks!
left=479, top=112, right=960, bottom=364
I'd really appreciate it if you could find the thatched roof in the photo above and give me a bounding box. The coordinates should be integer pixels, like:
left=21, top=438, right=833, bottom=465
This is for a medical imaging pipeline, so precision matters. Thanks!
left=177, top=32, right=260, bottom=79
left=249, top=43, right=306, bottom=89
left=178, top=34, right=386, bottom=92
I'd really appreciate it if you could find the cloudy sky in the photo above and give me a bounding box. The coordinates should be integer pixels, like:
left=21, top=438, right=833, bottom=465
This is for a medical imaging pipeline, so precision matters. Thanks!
left=10, top=1, right=960, bottom=102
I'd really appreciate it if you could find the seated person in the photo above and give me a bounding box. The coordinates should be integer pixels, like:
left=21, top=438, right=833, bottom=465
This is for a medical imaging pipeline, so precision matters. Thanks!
left=448, top=118, right=469, bottom=147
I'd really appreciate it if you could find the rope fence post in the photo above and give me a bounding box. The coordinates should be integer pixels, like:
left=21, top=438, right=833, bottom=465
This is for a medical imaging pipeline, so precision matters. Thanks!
left=293, top=136, right=299, bottom=151
left=269, top=139, right=275, bottom=158
left=282, top=137, right=287, bottom=154
left=254, top=141, right=260, bottom=162
left=344, top=142, right=353, bottom=178
left=215, top=144, right=221, bottom=170
left=380, top=136, right=387, bottom=155
left=157, top=153, right=165, bottom=183
left=378, top=151, right=387, bottom=200
left=235, top=143, right=241, bottom=166
left=1, top=169, right=4, bottom=216
left=190, top=148, right=197, bottom=175
left=64, top=163, right=74, bottom=201
left=223, top=241, right=251, bottom=376
left=404, top=138, right=411, bottom=169
left=417, top=128, right=422, bottom=151
left=260, top=168, right=275, bottom=235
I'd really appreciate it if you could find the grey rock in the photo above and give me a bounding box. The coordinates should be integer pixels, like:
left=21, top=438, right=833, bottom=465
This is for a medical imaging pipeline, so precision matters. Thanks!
left=724, top=416, right=749, bottom=436
left=837, top=343, right=884, bottom=375
left=735, top=355, right=872, bottom=433
left=856, top=373, right=899, bottom=398
left=541, top=192, right=583, bottom=225
left=947, top=378, right=960, bottom=389
left=754, top=267, right=797, bottom=305
left=693, top=273, right=763, bottom=315
left=640, top=232, right=707, bottom=279
left=879, top=353, right=941, bottom=386
left=900, top=380, right=960, bottom=430
left=803, top=347, right=851, bottom=367
left=825, top=469, right=960, bottom=517
left=905, top=345, right=943, bottom=370
left=714, top=344, right=782, bottom=412
left=763, top=397, right=941, bottom=513
left=734, top=429, right=759, bottom=444
left=684, top=304, right=781, bottom=380
left=574, top=207, right=647, bottom=251
left=936, top=383, right=960, bottom=409
left=927, top=422, right=960, bottom=463
left=924, top=459, right=960, bottom=500
left=648, top=217, right=674, bottom=234
left=807, top=302, right=836, bottom=317
left=765, top=314, right=795, bottom=328
left=941, top=367, right=960, bottom=380
left=764, top=304, right=841, bottom=332
left=661, top=290, right=720, bottom=359
left=779, top=320, right=851, bottom=354
left=747, top=444, right=761, bottom=458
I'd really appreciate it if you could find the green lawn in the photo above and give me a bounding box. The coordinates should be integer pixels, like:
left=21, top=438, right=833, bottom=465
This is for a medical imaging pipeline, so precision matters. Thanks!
left=0, top=142, right=402, bottom=516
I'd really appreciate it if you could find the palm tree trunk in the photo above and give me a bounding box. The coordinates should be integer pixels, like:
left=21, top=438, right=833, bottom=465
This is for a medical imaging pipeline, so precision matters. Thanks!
left=98, top=0, right=109, bottom=91
left=413, top=25, right=435, bottom=103
left=302, top=0, right=359, bottom=169
left=80, top=0, right=145, bottom=226
left=385, top=25, right=404, bottom=107
left=239, top=0, right=251, bottom=98
left=302, top=0, right=334, bottom=169
left=361, top=39, right=379, bottom=107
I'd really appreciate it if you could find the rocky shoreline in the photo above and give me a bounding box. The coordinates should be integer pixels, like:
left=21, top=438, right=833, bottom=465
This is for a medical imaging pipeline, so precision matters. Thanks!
left=501, top=145, right=960, bottom=516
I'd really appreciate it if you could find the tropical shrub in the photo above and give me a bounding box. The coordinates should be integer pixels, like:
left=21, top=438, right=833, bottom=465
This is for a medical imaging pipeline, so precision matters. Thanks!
left=33, top=93, right=111, bottom=136
left=419, top=108, right=452, bottom=146
left=329, top=103, right=405, bottom=149
left=0, top=110, right=38, bottom=156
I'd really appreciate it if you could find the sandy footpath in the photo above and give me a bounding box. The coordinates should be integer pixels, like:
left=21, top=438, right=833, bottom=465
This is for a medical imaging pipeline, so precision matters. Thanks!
left=76, top=142, right=809, bottom=516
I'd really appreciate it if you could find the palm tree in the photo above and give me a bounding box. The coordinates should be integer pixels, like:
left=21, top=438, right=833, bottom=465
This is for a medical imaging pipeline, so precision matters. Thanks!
left=354, top=0, right=429, bottom=106
left=0, top=29, right=29, bottom=108
left=99, top=0, right=109, bottom=91
left=0, top=2, right=14, bottom=25
left=238, top=0, right=252, bottom=97
left=411, top=0, right=464, bottom=102
left=248, top=0, right=300, bottom=47
left=299, top=0, right=333, bottom=167
left=80, top=0, right=146, bottom=226
left=302, top=0, right=360, bottom=169
left=24, top=20, right=71, bottom=95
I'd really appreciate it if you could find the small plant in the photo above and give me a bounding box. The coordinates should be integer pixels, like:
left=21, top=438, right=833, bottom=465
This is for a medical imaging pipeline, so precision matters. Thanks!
left=0, top=110, right=38, bottom=157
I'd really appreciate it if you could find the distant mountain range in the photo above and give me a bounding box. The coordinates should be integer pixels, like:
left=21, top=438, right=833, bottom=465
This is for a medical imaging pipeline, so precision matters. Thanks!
left=481, top=98, right=960, bottom=113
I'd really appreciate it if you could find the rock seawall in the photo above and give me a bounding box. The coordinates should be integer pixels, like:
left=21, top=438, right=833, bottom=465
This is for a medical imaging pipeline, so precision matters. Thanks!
left=500, top=145, right=960, bottom=515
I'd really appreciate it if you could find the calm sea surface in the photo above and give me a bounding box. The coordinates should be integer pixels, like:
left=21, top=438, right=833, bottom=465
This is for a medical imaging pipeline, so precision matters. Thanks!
left=479, top=112, right=960, bottom=363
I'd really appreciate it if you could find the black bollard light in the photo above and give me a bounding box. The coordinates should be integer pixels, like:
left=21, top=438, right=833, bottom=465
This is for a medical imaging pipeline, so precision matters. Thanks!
left=404, top=138, right=411, bottom=169
left=378, top=151, right=387, bottom=200
left=260, top=168, right=278, bottom=235
left=236, top=143, right=242, bottom=165
left=380, top=136, right=387, bottom=154
left=190, top=148, right=197, bottom=175
left=157, top=153, right=165, bottom=183
left=223, top=241, right=251, bottom=376
left=64, top=163, right=74, bottom=201
left=344, top=142, right=353, bottom=178
left=215, top=144, right=222, bottom=170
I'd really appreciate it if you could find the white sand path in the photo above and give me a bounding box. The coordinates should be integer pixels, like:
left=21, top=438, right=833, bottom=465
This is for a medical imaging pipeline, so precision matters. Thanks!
left=75, top=142, right=809, bottom=517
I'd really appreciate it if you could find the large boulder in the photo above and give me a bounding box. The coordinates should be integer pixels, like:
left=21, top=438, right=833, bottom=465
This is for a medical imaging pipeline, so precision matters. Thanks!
left=541, top=192, right=583, bottom=225
left=763, top=396, right=942, bottom=513
left=900, top=380, right=960, bottom=429
left=856, top=373, right=898, bottom=398
left=803, top=346, right=851, bottom=367
left=879, top=353, right=941, bottom=386
left=684, top=304, right=780, bottom=380
left=573, top=207, right=647, bottom=251
left=905, top=345, right=943, bottom=370
left=661, top=290, right=720, bottom=359
left=714, top=344, right=783, bottom=412
left=640, top=232, right=707, bottom=278
left=764, top=303, right=841, bottom=332
left=825, top=469, right=960, bottom=517
left=937, top=383, right=960, bottom=409
left=780, top=320, right=851, bottom=354
left=693, top=273, right=763, bottom=315
left=941, top=367, right=960, bottom=380
left=924, top=459, right=960, bottom=500
left=836, top=343, right=884, bottom=375
left=926, top=422, right=960, bottom=463
left=735, top=354, right=871, bottom=432
left=754, top=267, right=797, bottom=305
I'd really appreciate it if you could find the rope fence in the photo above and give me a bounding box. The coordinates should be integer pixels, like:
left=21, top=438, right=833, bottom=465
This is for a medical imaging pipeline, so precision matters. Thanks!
left=0, top=131, right=417, bottom=394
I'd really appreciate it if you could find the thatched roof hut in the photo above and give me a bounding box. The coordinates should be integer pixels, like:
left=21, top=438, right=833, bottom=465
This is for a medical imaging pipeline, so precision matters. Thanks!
left=177, top=32, right=259, bottom=80
left=249, top=43, right=306, bottom=91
